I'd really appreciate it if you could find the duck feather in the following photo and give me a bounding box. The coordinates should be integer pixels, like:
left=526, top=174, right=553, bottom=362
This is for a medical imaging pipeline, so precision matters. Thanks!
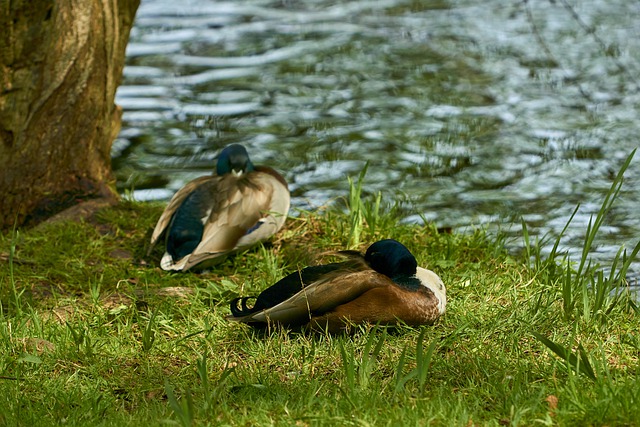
left=148, top=151, right=289, bottom=271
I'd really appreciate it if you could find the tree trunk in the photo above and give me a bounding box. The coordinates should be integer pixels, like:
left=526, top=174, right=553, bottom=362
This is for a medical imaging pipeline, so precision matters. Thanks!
left=0, top=0, right=140, bottom=229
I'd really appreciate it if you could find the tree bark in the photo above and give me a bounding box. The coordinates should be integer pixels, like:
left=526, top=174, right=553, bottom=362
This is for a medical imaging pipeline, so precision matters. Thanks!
left=0, top=0, right=139, bottom=229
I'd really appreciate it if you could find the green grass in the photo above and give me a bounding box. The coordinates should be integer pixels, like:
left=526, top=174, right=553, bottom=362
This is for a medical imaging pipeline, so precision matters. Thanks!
left=1, top=160, right=639, bottom=426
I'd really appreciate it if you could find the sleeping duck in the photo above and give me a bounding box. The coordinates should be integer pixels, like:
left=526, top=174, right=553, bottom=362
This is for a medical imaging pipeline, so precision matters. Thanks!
left=148, top=144, right=290, bottom=271
left=227, top=239, right=446, bottom=332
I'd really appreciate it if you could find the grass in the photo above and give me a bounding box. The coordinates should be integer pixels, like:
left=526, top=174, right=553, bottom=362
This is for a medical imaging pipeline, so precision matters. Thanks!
left=0, top=158, right=639, bottom=426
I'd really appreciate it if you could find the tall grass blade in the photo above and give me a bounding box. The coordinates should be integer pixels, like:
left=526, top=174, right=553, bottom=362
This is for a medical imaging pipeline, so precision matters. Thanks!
left=615, top=240, right=640, bottom=284
left=393, top=345, right=416, bottom=395
left=66, top=322, right=95, bottom=359
left=338, top=328, right=386, bottom=390
left=393, top=329, right=438, bottom=395
left=165, top=380, right=194, bottom=427
left=577, top=344, right=596, bottom=380
left=576, top=150, right=634, bottom=279
left=9, top=226, right=25, bottom=316
left=338, top=340, right=355, bottom=390
left=197, top=352, right=234, bottom=412
left=521, top=219, right=531, bottom=267
left=363, top=190, right=382, bottom=237
left=562, top=253, right=574, bottom=320
left=416, top=331, right=438, bottom=393
left=532, top=332, right=596, bottom=380
left=196, top=352, right=209, bottom=398
left=572, top=149, right=637, bottom=321
left=358, top=327, right=386, bottom=387
left=142, top=307, right=159, bottom=352
left=347, top=162, right=369, bottom=249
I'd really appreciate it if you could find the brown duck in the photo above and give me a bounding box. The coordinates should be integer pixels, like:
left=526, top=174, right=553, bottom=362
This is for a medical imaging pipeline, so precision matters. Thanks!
left=227, top=239, right=446, bottom=332
left=148, top=144, right=290, bottom=271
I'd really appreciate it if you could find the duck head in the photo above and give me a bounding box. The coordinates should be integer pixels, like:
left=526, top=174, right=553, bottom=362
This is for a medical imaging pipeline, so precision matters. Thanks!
left=364, top=239, right=418, bottom=280
left=217, top=144, right=255, bottom=176
left=365, top=239, right=446, bottom=314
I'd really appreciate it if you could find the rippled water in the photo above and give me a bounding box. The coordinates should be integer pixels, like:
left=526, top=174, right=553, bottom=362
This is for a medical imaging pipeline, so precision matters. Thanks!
left=114, top=0, right=640, bottom=274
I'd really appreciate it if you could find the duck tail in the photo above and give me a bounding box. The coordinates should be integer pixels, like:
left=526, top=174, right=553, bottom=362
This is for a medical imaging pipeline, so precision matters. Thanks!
left=160, top=253, right=176, bottom=270
left=229, top=296, right=259, bottom=317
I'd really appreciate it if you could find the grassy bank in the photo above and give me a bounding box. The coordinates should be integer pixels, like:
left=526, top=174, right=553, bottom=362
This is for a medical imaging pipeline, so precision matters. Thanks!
left=1, top=172, right=639, bottom=426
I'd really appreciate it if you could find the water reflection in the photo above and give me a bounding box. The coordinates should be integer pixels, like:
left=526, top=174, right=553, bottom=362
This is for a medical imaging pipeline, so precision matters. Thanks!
left=114, top=0, right=640, bottom=274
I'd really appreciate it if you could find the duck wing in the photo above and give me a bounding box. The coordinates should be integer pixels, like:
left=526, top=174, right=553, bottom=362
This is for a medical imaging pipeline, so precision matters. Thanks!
left=228, top=270, right=389, bottom=327
left=148, top=176, right=213, bottom=253
left=233, top=170, right=290, bottom=249
left=173, top=172, right=287, bottom=270
left=230, top=260, right=366, bottom=315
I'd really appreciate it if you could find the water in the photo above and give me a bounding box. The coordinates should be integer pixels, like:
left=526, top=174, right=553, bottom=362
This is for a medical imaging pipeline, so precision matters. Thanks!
left=113, top=0, right=640, bottom=276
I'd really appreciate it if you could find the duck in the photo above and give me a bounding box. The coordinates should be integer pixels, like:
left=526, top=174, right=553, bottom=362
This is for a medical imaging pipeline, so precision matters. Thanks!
left=227, top=239, right=446, bottom=332
left=148, top=144, right=290, bottom=271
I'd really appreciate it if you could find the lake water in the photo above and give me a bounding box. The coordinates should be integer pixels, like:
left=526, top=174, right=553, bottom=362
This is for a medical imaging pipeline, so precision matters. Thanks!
left=113, top=0, right=640, bottom=278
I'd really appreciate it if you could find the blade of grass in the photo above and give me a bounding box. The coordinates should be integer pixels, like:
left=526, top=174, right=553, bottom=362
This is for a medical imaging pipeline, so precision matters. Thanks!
left=532, top=332, right=596, bottom=380
left=393, top=345, right=416, bottom=396
left=338, top=340, right=356, bottom=391
left=142, top=306, right=159, bottom=352
left=576, top=150, right=635, bottom=279
left=164, top=380, right=194, bottom=427
left=347, top=162, right=369, bottom=249
left=416, top=331, right=438, bottom=393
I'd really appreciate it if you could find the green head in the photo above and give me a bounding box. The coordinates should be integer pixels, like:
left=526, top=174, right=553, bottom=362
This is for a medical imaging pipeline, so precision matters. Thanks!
left=217, top=144, right=255, bottom=176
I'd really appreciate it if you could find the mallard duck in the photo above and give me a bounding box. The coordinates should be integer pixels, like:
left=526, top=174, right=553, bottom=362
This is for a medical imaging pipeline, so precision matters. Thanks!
left=227, top=239, right=446, bottom=332
left=148, top=144, right=290, bottom=271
